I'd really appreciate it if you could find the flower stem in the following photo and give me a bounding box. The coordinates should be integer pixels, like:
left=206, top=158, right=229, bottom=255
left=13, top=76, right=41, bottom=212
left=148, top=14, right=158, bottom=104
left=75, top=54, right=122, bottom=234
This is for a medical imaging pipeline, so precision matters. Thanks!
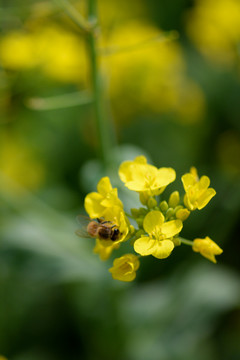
left=87, top=0, right=113, bottom=169
left=179, top=237, right=194, bottom=247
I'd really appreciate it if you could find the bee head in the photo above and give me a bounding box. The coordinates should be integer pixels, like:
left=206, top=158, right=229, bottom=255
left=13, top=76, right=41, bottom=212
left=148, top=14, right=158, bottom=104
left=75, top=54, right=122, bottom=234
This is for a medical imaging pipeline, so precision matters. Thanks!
left=111, top=228, right=121, bottom=241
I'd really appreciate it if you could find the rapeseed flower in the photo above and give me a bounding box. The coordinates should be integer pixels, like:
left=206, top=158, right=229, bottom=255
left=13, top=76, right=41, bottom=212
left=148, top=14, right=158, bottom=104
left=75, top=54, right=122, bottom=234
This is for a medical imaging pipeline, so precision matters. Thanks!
left=84, top=177, right=129, bottom=246
left=77, top=156, right=222, bottom=281
left=193, top=237, right=223, bottom=263
left=84, top=176, right=123, bottom=218
left=119, top=155, right=176, bottom=196
left=134, top=211, right=183, bottom=259
left=181, top=167, right=216, bottom=211
left=109, top=254, right=140, bottom=281
left=102, top=21, right=205, bottom=123
left=186, top=0, right=240, bottom=67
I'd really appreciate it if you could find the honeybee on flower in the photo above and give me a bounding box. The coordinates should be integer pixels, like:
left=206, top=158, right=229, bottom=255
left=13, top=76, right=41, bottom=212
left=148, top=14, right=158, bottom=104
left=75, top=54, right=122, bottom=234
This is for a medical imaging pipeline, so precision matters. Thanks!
left=76, top=156, right=223, bottom=282
left=76, top=216, right=122, bottom=242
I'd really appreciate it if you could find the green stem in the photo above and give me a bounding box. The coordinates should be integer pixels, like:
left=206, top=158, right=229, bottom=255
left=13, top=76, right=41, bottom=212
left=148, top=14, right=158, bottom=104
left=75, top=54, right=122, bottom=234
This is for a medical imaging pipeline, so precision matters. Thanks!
left=87, top=0, right=112, bottom=168
left=179, top=237, right=194, bottom=247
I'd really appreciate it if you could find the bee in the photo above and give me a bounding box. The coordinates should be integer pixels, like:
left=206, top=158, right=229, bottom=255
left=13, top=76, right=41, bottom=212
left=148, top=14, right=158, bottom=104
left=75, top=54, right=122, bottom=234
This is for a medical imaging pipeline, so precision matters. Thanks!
left=75, top=216, right=122, bottom=241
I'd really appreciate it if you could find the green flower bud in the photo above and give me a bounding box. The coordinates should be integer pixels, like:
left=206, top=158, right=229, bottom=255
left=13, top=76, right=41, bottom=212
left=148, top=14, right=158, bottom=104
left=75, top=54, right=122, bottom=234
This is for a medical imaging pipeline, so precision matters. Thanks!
left=138, top=207, right=148, bottom=216
left=169, top=191, right=180, bottom=208
left=139, top=192, right=149, bottom=205
left=136, top=218, right=144, bottom=227
left=160, top=201, right=168, bottom=212
left=131, top=208, right=139, bottom=218
left=147, top=197, right=158, bottom=208
left=165, top=207, right=175, bottom=219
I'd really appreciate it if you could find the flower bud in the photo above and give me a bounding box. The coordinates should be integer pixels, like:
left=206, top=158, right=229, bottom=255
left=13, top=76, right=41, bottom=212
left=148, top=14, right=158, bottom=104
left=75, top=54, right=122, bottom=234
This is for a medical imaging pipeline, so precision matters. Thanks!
left=138, top=207, right=148, bottom=215
left=169, top=191, right=180, bottom=208
left=136, top=217, right=144, bottom=227
left=159, top=201, right=168, bottom=212
left=139, top=192, right=149, bottom=205
left=147, top=197, right=158, bottom=208
left=176, top=208, right=190, bottom=221
left=131, top=208, right=139, bottom=218
left=165, top=207, right=174, bottom=219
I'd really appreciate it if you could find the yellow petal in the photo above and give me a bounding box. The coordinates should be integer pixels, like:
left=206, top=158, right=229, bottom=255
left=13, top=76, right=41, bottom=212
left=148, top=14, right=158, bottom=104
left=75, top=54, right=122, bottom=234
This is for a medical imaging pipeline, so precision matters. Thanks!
left=134, top=236, right=157, bottom=256
left=199, top=175, right=210, bottom=190
left=154, top=167, right=176, bottom=188
left=152, top=240, right=174, bottom=259
left=125, top=180, right=147, bottom=191
left=97, top=176, right=112, bottom=195
left=190, top=167, right=199, bottom=181
left=84, top=192, right=104, bottom=218
left=161, top=219, right=183, bottom=238
left=118, top=160, right=133, bottom=183
left=100, top=188, right=123, bottom=208
left=197, top=188, right=216, bottom=210
left=134, top=155, right=147, bottom=164
left=143, top=210, right=164, bottom=234
left=181, top=173, right=196, bottom=191
left=93, top=239, right=119, bottom=261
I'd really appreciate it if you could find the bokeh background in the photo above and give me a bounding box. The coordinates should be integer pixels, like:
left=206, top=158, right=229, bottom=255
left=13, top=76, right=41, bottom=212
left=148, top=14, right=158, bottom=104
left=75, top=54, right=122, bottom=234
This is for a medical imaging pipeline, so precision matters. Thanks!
left=0, top=0, right=240, bottom=359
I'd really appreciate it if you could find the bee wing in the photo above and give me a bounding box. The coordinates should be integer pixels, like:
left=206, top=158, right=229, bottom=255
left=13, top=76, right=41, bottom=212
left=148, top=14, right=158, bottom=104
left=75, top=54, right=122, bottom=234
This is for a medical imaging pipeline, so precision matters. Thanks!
left=75, top=228, right=93, bottom=239
left=75, top=215, right=97, bottom=239
left=76, top=214, right=92, bottom=225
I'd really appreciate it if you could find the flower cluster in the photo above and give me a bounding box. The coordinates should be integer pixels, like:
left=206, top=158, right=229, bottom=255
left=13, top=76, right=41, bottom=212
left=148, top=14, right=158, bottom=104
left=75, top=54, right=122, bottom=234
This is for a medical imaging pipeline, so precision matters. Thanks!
left=77, top=156, right=223, bottom=282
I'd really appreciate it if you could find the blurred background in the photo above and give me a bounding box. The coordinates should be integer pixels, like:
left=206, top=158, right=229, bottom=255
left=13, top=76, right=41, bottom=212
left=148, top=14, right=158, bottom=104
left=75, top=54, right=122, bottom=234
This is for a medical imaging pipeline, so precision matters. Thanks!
left=0, top=0, right=240, bottom=359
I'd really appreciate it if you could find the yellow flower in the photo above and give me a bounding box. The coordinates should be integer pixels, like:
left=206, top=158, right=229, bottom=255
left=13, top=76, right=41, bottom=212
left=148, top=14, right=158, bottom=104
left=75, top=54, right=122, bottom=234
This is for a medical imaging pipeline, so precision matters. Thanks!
left=193, top=237, right=223, bottom=263
left=93, top=239, right=120, bottom=261
left=84, top=177, right=129, bottom=246
left=0, top=31, right=37, bottom=69
left=102, top=21, right=205, bottom=123
left=134, top=210, right=183, bottom=259
left=186, top=0, right=240, bottom=67
left=109, top=254, right=140, bottom=282
left=0, top=134, right=45, bottom=190
left=84, top=176, right=123, bottom=219
left=181, top=167, right=216, bottom=210
left=119, top=155, right=176, bottom=196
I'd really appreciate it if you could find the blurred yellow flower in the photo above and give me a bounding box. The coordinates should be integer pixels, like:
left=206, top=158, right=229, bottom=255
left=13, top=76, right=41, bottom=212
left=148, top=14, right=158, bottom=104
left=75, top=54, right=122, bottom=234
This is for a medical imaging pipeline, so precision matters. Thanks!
left=0, top=135, right=45, bottom=190
left=186, top=0, right=240, bottom=66
left=35, top=25, right=88, bottom=83
left=102, top=21, right=205, bottom=123
left=93, top=238, right=120, bottom=261
left=134, top=210, right=182, bottom=259
left=193, top=237, right=223, bottom=263
left=0, top=25, right=88, bottom=84
left=181, top=167, right=216, bottom=211
left=119, top=155, right=176, bottom=196
left=84, top=176, right=123, bottom=218
left=109, top=253, right=140, bottom=281
left=0, top=31, right=38, bottom=69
